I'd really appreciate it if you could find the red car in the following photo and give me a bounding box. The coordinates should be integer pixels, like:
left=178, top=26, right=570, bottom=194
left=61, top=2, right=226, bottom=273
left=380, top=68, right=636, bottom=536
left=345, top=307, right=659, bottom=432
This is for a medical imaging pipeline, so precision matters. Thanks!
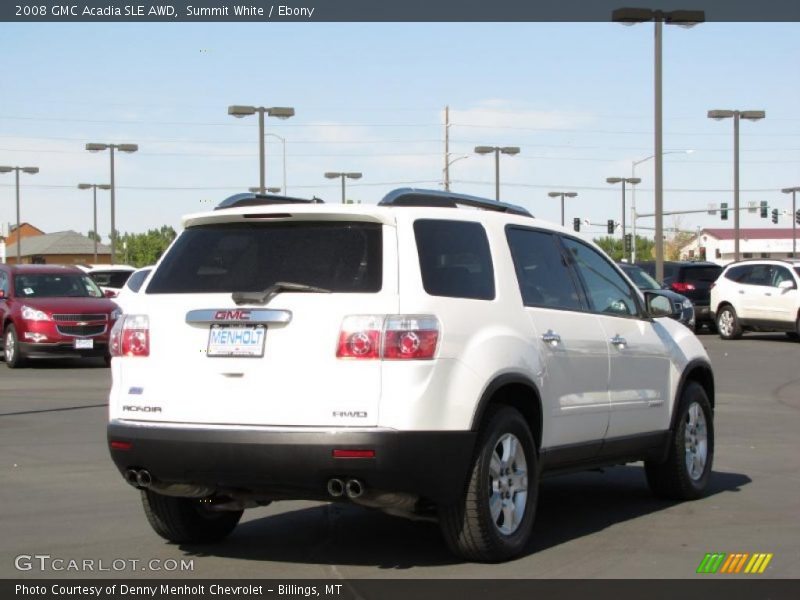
left=0, top=264, right=121, bottom=368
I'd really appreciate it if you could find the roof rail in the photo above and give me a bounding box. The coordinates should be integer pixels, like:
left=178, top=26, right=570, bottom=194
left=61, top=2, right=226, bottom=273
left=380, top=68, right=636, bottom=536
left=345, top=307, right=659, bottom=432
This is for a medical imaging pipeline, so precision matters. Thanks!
left=378, top=188, right=532, bottom=218
left=215, top=192, right=324, bottom=211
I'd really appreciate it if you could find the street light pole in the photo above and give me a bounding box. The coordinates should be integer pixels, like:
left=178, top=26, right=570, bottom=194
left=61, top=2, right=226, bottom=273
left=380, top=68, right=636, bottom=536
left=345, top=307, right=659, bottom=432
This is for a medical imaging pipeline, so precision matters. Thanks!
left=474, top=145, right=520, bottom=201
left=265, top=133, right=287, bottom=194
left=228, top=105, right=295, bottom=194
left=613, top=6, right=704, bottom=282
left=783, top=187, right=800, bottom=256
left=707, top=109, right=766, bottom=262
left=78, top=183, right=111, bottom=263
left=324, top=172, right=363, bottom=204
left=86, top=143, right=138, bottom=265
left=547, top=191, right=578, bottom=227
left=0, top=165, right=39, bottom=263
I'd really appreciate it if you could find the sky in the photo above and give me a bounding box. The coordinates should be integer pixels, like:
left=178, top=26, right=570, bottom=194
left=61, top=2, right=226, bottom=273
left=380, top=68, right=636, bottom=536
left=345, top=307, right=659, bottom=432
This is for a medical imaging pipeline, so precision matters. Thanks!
left=1, top=21, right=799, bottom=241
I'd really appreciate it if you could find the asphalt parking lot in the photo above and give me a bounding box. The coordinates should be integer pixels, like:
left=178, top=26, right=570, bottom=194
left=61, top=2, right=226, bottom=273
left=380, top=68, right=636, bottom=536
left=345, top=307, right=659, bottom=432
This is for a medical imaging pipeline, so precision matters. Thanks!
left=1, top=333, right=798, bottom=579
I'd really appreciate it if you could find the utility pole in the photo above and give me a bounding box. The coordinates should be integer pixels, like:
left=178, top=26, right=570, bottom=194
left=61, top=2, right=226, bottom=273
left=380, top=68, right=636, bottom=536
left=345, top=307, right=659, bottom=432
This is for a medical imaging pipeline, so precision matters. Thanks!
left=444, top=106, right=450, bottom=191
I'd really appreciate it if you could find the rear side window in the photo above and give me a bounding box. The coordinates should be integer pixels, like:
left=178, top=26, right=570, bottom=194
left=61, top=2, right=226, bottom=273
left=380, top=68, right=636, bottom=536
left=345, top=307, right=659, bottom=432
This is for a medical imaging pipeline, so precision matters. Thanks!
left=414, top=219, right=495, bottom=300
left=147, top=222, right=382, bottom=294
left=725, top=265, right=751, bottom=282
left=506, top=228, right=582, bottom=310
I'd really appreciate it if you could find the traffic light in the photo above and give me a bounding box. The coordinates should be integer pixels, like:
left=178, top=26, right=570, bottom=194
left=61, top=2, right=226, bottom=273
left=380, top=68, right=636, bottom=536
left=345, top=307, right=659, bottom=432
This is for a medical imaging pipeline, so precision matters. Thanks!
left=573, top=217, right=581, bottom=232
left=772, top=208, right=779, bottom=224
left=624, top=234, right=632, bottom=253
left=760, top=201, right=768, bottom=219
left=607, top=220, right=615, bottom=234
left=720, top=202, right=728, bottom=220
left=796, top=209, right=800, bottom=225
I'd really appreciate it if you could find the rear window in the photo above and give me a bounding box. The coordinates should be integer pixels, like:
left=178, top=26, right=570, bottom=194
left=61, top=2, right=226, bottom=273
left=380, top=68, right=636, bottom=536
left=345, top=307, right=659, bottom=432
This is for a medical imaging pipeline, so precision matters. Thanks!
left=14, top=274, right=103, bottom=298
left=414, top=219, right=495, bottom=300
left=90, top=270, right=133, bottom=289
left=681, top=266, right=722, bottom=283
left=147, top=222, right=382, bottom=294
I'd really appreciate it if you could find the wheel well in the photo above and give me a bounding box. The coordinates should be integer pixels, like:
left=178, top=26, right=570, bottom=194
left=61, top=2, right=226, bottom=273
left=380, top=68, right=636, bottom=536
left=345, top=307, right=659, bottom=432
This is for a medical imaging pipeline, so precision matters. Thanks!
left=683, top=364, right=715, bottom=410
left=475, top=381, right=542, bottom=450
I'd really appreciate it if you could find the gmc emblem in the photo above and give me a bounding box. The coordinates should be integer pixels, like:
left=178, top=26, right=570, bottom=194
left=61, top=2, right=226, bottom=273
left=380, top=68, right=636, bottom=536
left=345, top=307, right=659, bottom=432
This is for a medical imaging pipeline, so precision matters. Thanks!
left=214, top=309, right=251, bottom=320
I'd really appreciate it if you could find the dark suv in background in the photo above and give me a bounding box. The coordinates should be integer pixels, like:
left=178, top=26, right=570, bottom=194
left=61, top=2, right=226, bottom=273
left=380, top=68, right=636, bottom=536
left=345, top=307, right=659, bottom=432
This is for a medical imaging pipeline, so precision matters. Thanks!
left=637, top=261, right=723, bottom=331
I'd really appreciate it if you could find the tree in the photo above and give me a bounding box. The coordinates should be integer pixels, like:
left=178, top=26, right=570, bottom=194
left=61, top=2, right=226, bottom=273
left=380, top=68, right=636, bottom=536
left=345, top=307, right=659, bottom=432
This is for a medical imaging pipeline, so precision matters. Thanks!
left=593, top=235, right=655, bottom=262
left=117, top=226, right=177, bottom=267
left=87, top=230, right=101, bottom=243
left=663, top=217, right=695, bottom=260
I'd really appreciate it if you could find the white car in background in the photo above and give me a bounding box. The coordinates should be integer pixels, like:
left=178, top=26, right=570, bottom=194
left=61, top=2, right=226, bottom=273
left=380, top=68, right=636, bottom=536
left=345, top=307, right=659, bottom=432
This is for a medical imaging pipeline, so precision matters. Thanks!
left=76, top=264, right=136, bottom=298
left=113, top=266, right=154, bottom=313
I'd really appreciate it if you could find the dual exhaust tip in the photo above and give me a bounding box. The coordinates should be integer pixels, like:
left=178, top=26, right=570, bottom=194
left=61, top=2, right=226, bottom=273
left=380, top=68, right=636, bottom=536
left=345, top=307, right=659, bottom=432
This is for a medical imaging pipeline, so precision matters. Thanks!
left=124, top=468, right=152, bottom=489
left=327, top=478, right=364, bottom=499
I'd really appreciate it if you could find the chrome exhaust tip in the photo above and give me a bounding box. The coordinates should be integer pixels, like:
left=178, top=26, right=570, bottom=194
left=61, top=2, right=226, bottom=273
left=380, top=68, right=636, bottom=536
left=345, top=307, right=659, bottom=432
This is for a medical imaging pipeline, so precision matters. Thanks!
left=136, top=469, right=152, bottom=488
left=327, top=478, right=345, bottom=498
left=124, top=469, right=140, bottom=487
left=345, top=478, right=364, bottom=499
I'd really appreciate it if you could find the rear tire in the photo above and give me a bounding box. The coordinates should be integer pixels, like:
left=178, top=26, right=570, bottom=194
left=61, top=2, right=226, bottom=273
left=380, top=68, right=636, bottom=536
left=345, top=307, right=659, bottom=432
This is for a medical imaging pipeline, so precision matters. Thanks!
left=141, top=490, right=243, bottom=543
left=439, top=406, right=538, bottom=562
left=645, top=382, right=714, bottom=500
left=716, top=305, right=742, bottom=340
left=4, top=325, right=27, bottom=368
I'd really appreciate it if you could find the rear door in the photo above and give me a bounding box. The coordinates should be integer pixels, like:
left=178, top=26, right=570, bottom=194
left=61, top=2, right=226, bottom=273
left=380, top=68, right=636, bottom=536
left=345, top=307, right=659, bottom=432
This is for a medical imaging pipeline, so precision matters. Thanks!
left=115, top=217, right=396, bottom=427
left=506, top=228, right=610, bottom=453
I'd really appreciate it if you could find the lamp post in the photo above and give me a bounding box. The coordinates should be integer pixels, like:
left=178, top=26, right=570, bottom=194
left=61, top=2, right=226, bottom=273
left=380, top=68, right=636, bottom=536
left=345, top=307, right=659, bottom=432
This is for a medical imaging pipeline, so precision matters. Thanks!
left=228, top=105, right=295, bottom=194
left=324, top=172, right=362, bottom=204
left=85, top=143, right=138, bottom=265
left=613, top=7, right=704, bottom=282
left=547, top=192, right=578, bottom=227
left=630, top=150, right=693, bottom=262
left=474, top=145, right=520, bottom=201
left=783, top=187, right=800, bottom=256
left=707, top=109, right=766, bottom=262
left=78, top=183, right=111, bottom=263
left=265, top=133, right=287, bottom=194
left=606, top=177, right=641, bottom=261
left=443, top=155, right=469, bottom=190
left=0, top=165, right=39, bottom=263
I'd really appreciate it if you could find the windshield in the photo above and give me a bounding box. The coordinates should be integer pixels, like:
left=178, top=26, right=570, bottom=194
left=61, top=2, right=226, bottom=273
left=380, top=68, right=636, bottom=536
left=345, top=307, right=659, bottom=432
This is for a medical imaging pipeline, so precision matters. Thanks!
left=622, top=265, right=661, bottom=290
left=147, top=222, right=383, bottom=294
left=14, top=274, right=104, bottom=298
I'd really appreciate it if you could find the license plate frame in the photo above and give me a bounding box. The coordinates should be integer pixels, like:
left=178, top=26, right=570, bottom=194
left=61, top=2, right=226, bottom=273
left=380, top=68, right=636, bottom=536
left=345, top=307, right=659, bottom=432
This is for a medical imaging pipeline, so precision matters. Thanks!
left=74, top=338, right=94, bottom=350
left=207, top=324, right=267, bottom=358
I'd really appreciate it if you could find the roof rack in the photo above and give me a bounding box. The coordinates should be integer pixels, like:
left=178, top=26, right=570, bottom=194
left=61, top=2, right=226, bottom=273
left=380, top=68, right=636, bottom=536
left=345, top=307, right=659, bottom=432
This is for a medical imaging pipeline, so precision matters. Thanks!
left=378, top=188, right=532, bottom=218
left=215, top=192, right=324, bottom=211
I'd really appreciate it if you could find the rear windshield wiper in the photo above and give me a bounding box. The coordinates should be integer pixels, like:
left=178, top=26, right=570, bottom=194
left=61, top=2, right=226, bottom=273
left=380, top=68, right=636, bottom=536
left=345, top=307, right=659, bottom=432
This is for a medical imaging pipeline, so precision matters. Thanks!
left=231, top=281, right=331, bottom=305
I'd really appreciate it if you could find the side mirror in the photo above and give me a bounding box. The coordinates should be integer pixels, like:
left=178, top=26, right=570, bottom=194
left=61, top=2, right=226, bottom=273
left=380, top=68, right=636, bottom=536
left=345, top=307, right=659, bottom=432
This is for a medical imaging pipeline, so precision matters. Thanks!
left=778, top=280, right=796, bottom=291
left=645, top=291, right=681, bottom=320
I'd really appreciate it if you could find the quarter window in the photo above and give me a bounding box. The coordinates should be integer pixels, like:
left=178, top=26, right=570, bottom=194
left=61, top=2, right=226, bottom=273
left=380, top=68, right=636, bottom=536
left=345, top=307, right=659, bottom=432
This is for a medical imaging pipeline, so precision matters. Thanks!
left=414, top=219, right=495, bottom=300
left=505, top=228, right=582, bottom=310
left=561, top=237, right=639, bottom=317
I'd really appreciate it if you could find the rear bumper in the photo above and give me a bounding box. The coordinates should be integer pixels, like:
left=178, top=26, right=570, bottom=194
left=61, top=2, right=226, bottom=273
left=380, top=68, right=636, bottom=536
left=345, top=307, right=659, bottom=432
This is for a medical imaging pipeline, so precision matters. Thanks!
left=107, top=421, right=476, bottom=504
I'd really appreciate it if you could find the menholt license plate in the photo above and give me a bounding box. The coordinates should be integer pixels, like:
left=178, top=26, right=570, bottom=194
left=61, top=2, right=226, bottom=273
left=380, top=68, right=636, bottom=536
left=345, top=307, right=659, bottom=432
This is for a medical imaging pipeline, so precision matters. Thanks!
left=207, top=324, right=266, bottom=357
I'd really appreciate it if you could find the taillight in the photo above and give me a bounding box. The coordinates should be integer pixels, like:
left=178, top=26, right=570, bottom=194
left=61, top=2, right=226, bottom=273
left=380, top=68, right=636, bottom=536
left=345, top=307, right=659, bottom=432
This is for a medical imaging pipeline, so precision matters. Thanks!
left=336, top=315, right=440, bottom=360
left=671, top=282, right=696, bottom=293
left=383, top=315, right=439, bottom=360
left=110, top=314, right=150, bottom=357
left=336, top=315, right=382, bottom=359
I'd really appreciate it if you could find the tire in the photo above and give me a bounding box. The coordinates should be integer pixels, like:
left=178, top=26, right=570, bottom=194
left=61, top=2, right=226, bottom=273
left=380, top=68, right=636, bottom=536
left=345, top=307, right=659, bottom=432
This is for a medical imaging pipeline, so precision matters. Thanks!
left=3, top=325, right=27, bottom=368
left=141, top=490, right=243, bottom=543
left=440, top=406, right=538, bottom=562
left=645, top=382, right=714, bottom=501
left=716, top=305, right=742, bottom=340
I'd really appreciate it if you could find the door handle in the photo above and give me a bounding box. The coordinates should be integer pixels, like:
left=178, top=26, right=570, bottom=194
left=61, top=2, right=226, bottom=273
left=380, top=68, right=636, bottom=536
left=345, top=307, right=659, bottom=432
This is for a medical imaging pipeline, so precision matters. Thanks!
left=541, top=330, right=561, bottom=346
left=610, top=335, right=627, bottom=348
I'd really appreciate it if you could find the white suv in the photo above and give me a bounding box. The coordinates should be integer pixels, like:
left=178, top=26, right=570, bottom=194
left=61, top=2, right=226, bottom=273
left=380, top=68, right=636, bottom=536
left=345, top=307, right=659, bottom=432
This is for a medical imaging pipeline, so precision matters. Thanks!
left=710, top=259, right=800, bottom=340
left=107, top=189, right=715, bottom=562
